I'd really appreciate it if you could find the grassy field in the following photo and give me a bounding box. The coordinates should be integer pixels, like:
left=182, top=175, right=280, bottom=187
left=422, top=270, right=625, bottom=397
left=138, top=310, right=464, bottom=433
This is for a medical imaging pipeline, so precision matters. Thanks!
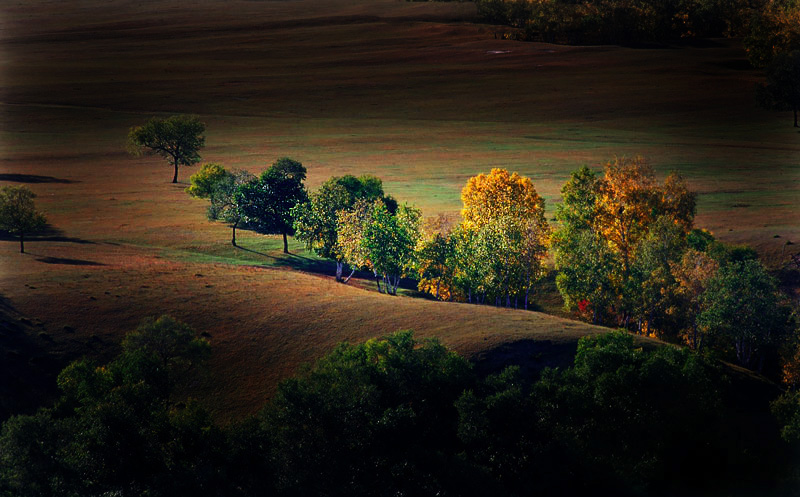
left=1, top=0, right=797, bottom=419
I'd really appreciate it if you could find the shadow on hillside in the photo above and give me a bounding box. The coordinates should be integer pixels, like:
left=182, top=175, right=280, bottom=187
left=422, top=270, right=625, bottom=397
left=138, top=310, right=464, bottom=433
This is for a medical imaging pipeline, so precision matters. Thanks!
left=0, top=294, right=62, bottom=422
left=472, top=340, right=579, bottom=381
left=238, top=244, right=418, bottom=291
left=0, top=173, right=77, bottom=184
left=35, top=256, right=105, bottom=266
left=0, top=224, right=94, bottom=245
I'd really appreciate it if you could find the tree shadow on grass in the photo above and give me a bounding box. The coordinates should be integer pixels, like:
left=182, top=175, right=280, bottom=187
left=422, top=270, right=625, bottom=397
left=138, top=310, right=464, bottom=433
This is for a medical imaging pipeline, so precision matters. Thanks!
left=0, top=173, right=77, bottom=184
left=35, top=256, right=105, bottom=266
left=471, top=340, right=579, bottom=382
left=0, top=294, right=63, bottom=422
left=236, top=244, right=419, bottom=290
left=0, top=224, right=95, bottom=245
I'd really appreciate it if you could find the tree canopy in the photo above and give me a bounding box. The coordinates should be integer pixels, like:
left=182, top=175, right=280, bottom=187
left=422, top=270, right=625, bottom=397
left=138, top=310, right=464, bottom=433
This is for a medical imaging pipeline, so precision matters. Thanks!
left=0, top=185, right=47, bottom=254
left=292, top=174, right=390, bottom=282
left=237, top=158, right=308, bottom=253
left=127, top=115, right=206, bottom=183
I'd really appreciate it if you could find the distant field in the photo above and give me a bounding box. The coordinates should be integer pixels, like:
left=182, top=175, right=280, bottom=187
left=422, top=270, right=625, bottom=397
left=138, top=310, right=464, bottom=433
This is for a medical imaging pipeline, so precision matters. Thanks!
left=0, top=0, right=798, bottom=418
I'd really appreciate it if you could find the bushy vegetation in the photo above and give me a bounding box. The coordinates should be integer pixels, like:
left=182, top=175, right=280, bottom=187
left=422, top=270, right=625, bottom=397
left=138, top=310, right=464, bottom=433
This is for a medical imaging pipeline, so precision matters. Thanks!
left=473, top=0, right=754, bottom=45
left=2, top=323, right=794, bottom=496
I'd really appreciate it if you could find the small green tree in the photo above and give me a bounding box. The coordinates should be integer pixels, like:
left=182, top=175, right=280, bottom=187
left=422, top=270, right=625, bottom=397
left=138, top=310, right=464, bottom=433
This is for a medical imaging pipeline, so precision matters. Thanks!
left=0, top=186, right=47, bottom=254
left=699, top=259, right=789, bottom=369
left=127, top=115, right=206, bottom=183
left=186, top=163, right=227, bottom=199
left=208, top=169, right=255, bottom=246
left=362, top=202, right=421, bottom=295
left=237, top=158, right=307, bottom=253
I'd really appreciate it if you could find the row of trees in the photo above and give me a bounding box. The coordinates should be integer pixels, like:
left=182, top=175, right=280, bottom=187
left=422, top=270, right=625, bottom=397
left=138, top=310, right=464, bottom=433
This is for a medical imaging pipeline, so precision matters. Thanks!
left=1, top=321, right=793, bottom=496
left=187, top=155, right=794, bottom=375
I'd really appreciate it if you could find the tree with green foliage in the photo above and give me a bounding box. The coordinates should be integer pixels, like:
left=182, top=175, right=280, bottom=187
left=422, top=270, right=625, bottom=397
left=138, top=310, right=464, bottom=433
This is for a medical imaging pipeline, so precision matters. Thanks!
left=208, top=169, right=255, bottom=246
left=450, top=224, right=490, bottom=304
left=292, top=174, right=389, bottom=282
left=362, top=202, right=422, bottom=295
left=456, top=330, right=765, bottom=496
left=552, top=166, right=617, bottom=322
left=0, top=186, right=47, bottom=254
left=185, top=162, right=227, bottom=199
left=554, top=160, right=696, bottom=330
left=122, top=315, right=211, bottom=377
left=758, top=50, right=800, bottom=127
left=237, top=158, right=307, bottom=253
left=699, top=259, right=789, bottom=369
left=0, top=316, right=222, bottom=497
left=127, top=115, right=206, bottom=183
left=260, top=330, right=473, bottom=497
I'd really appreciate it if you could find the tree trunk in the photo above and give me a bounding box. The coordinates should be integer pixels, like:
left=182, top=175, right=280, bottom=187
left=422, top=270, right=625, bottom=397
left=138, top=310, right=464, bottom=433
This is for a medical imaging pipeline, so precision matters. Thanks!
left=231, top=222, right=238, bottom=246
left=172, top=158, right=179, bottom=183
left=435, top=280, right=440, bottom=300
left=343, top=268, right=356, bottom=284
left=282, top=232, right=289, bottom=253
left=335, top=262, right=343, bottom=282
left=19, top=232, right=24, bottom=254
left=375, top=272, right=383, bottom=293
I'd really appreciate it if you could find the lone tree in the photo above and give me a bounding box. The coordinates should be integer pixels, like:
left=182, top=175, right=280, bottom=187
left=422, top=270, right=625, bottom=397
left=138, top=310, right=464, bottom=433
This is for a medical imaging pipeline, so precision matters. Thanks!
left=0, top=185, right=47, bottom=253
left=758, top=50, right=800, bottom=127
left=127, top=115, right=206, bottom=183
left=237, top=157, right=307, bottom=253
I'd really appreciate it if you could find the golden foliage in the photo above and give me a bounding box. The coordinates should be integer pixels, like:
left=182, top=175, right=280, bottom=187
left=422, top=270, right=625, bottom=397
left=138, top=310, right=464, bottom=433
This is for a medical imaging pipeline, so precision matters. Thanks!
left=460, top=168, right=546, bottom=232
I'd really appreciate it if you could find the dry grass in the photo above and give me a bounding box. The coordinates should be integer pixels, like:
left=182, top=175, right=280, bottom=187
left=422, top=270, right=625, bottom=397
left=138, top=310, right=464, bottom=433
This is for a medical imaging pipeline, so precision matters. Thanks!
left=0, top=0, right=795, bottom=419
left=0, top=239, right=611, bottom=421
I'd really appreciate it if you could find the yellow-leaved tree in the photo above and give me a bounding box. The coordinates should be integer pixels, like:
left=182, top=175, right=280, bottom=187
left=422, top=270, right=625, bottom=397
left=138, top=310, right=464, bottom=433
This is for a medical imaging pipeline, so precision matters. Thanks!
left=461, top=168, right=546, bottom=231
left=453, top=168, right=550, bottom=309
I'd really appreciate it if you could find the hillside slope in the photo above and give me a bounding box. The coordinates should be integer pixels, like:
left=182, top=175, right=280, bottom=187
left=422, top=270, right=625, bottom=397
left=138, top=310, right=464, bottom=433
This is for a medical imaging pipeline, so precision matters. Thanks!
left=0, top=238, right=614, bottom=421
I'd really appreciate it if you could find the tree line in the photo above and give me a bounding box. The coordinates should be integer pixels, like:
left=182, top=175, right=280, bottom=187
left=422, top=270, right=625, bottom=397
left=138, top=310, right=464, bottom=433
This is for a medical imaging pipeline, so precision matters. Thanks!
left=184, top=152, right=796, bottom=384
left=2, top=319, right=797, bottom=496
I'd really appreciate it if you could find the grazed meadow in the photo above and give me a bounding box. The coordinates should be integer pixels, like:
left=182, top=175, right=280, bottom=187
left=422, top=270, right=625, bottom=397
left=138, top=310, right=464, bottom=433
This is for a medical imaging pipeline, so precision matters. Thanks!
left=1, top=0, right=798, bottom=420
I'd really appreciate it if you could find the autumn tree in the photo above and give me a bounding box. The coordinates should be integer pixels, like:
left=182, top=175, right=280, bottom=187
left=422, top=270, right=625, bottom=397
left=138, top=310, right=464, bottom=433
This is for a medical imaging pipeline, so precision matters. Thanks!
left=127, top=115, right=206, bottom=183
left=237, top=158, right=307, bottom=253
left=670, top=249, right=719, bottom=350
left=553, top=159, right=696, bottom=330
left=458, top=168, right=550, bottom=307
left=744, top=0, right=800, bottom=67
left=757, top=50, right=800, bottom=127
left=0, top=186, right=47, bottom=254
left=336, top=199, right=376, bottom=285
left=292, top=175, right=390, bottom=282
left=416, top=215, right=458, bottom=301
left=460, top=168, right=546, bottom=232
